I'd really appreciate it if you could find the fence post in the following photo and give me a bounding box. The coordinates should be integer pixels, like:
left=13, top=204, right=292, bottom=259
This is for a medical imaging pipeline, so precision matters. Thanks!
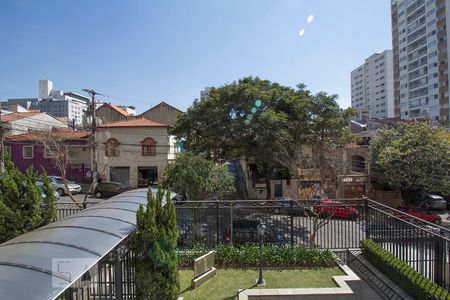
left=364, top=196, right=370, bottom=240
left=114, top=249, right=123, bottom=299
left=216, top=199, right=220, bottom=245
left=434, top=235, right=444, bottom=286
left=230, top=202, right=234, bottom=245
left=290, top=200, right=294, bottom=246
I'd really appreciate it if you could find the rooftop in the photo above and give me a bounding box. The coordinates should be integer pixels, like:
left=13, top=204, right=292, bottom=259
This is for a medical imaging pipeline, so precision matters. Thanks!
left=5, top=129, right=90, bottom=141
left=1, top=111, right=42, bottom=123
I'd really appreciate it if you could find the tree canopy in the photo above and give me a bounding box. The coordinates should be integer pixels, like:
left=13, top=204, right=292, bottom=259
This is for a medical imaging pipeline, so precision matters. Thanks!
left=171, top=77, right=353, bottom=198
left=162, top=153, right=235, bottom=200
left=370, top=121, right=450, bottom=194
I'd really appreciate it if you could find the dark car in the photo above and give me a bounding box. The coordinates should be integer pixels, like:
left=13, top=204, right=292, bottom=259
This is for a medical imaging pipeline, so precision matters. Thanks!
left=94, top=182, right=127, bottom=198
left=223, top=219, right=287, bottom=245
left=273, top=197, right=313, bottom=216
left=410, top=192, right=447, bottom=210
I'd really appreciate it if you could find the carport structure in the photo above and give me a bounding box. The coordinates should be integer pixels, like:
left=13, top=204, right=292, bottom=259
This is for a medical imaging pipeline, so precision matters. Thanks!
left=0, top=188, right=151, bottom=300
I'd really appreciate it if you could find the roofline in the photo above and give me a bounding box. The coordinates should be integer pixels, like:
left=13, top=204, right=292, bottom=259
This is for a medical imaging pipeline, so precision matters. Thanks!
left=140, top=101, right=184, bottom=115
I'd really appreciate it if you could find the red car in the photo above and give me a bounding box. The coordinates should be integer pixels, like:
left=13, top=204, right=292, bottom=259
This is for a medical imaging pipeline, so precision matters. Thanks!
left=314, top=200, right=359, bottom=220
left=396, top=206, right=441, bottom=225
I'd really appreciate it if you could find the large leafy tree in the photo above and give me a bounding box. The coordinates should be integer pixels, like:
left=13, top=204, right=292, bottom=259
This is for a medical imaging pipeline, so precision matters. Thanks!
left=172, top=77, right=311, bottom=198
left=162, top=152, right=235, bottom=200
left=131, top=187, right=179, bottom=300
left=370, top=121, right=450, bottom=195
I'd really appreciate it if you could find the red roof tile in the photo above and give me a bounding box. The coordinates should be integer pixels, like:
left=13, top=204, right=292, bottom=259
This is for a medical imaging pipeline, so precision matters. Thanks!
left=1, top=112, right=42, bottom=123
left=109, top=104, right=129, bottom=116
left=99, top=118, right=168, bottom=128
left=5, top=129, right=90, bottom=141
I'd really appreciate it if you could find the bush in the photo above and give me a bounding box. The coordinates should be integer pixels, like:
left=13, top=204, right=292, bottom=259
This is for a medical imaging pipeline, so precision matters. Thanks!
left=361, top=240, right=450, bottom=300
left=178, top=244, right=336, bottom=268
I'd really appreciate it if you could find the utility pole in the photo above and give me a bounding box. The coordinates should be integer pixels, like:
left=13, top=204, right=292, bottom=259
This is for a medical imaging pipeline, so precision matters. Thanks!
left=82, top=89, right=100, bottom=202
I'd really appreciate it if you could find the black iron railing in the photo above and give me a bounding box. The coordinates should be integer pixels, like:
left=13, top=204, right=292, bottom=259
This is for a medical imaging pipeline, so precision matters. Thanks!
left=55, top=197, right=450, bottom=294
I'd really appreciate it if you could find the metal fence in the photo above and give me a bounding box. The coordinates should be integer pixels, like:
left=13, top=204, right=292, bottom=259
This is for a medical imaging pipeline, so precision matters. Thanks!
left=56, top=238, right=137, bottom=300
left=367, top=199, right=450, bottom=289
left=55, top=198, right=450, bottom=292
left=175, top=199, right=367, bottom=250
left=56, top=202, right=97, bottom=220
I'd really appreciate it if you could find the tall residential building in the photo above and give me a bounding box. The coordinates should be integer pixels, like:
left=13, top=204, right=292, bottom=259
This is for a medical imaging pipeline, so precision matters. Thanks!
left=351, top=50, right=395, bottom=119
left=391, top=0, right=450, bottom=127
left=7, top=80, right=89, bottom=127
left=200, top=87, right=212, bottom=100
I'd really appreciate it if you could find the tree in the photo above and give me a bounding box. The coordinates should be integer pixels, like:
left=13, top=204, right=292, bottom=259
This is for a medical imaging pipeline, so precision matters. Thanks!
left=370, top=121, right=450, bottom=195
left=0, top=155, right=56, bottom=242
left=131, top=187, right=179, bottom=300
left=171, top=77, right=311, bottom=199
left=37, top=130, right=82, bottom=207
left=162, top=153, right=235, bottom=200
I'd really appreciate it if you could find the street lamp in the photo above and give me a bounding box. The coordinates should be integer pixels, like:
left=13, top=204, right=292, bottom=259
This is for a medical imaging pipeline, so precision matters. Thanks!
left=256, top=223, right=266, bottom=286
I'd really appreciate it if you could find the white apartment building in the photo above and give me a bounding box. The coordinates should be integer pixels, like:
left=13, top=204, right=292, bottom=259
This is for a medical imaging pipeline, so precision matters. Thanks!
left=200, top=87, right=213, bottom=100
left=351, top=50, right=395, bottom=119
left=391, top=0, right=450, bottom=126
left=7, top=80, right=89, bottom=127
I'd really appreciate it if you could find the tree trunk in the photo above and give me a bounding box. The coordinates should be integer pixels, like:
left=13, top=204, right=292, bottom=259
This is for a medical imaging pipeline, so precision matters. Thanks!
left=265, top=175, right=272, bottom=200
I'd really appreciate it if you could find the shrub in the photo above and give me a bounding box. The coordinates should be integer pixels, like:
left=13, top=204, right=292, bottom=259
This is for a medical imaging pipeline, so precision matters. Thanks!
left=361, top=240, right=450, bottom=300
left=178, top=244, right=336, bottom=268
left=131, top=187, right=180, bottom=300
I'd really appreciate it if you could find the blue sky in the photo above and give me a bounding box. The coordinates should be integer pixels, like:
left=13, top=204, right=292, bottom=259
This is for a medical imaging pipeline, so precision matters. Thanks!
left=0, top=0, right=392, bottom=112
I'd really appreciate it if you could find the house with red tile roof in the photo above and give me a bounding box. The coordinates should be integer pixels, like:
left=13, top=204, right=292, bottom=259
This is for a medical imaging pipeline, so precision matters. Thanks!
left=96, top=103, right=130, bottom=124
left=4, top=129, right=92, bottom=183
left=1, top=111, right=68, bottom=135
left=96, top=118, right=179, bottom=188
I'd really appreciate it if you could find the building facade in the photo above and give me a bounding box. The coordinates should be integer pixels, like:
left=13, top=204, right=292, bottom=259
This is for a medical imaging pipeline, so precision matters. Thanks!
left=4, top=129, right=91, bottom=183
left=96, top=118, right=177, bottom=188
left=391, top=0, right=450, bottom=126
left=7, top=80, right=89, bottom=127
left=96, top=103, right=130, bottom=124
left=351, top=50, right=395, bottom=119
left=139, top=101, right=183, bottom=127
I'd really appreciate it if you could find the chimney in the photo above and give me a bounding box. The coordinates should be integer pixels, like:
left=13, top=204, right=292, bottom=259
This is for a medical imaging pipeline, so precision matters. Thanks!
left=39, top=80, right=53, bottom=99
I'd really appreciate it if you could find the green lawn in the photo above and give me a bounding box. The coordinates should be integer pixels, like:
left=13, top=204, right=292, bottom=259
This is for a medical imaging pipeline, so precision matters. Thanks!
left=179, top=268, right=344, bottom=300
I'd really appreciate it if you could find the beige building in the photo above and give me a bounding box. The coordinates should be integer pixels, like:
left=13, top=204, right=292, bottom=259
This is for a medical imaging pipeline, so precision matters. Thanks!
left=96, top=118, right=177, bottom=188
left=139, top=101, right=183, bottom=127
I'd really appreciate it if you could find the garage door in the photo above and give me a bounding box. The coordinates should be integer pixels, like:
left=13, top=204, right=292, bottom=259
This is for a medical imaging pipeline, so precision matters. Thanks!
left=110, top=167, right=130, bottom=187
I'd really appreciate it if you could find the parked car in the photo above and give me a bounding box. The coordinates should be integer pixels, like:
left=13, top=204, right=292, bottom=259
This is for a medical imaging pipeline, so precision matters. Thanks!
left=48, top=176, right=82, bottom=196
left=314, top=200, right=359, bottom=220
left=397, top=206, right=441, bottom=225
left=94, top=181, right=128, bottom=198
left=223, top=219, right=287, bottom=245
left=273, top=197, right=313, bottom=216
left=36, top=181, right=61, bottom=205
left=411, top=192, right=447, bottom=210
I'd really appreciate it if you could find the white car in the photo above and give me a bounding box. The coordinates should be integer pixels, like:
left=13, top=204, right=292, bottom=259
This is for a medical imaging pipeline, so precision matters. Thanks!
left=48, top=176, right=82, bottom=196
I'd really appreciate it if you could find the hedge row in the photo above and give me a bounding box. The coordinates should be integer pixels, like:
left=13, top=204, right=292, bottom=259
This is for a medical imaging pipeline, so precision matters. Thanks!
left=361, top=240, right=450, bottom=300
left=178, top=244, right=336, bottom=268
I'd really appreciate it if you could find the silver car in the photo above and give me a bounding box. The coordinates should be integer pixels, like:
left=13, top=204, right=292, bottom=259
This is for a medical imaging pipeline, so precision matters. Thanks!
left=48, top=176, right=82, bottom=196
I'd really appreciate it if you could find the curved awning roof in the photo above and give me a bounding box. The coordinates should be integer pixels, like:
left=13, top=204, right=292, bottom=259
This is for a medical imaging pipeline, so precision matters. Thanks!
left=0, top=188, right=160, bottom=300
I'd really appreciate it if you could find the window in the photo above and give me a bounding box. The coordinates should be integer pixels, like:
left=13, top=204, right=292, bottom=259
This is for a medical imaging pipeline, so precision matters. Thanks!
left=105, top=138, right=120, bottom=157
left=141, top=137, right=156, bottom=156
left=23, top=145, right=33, bottom=159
